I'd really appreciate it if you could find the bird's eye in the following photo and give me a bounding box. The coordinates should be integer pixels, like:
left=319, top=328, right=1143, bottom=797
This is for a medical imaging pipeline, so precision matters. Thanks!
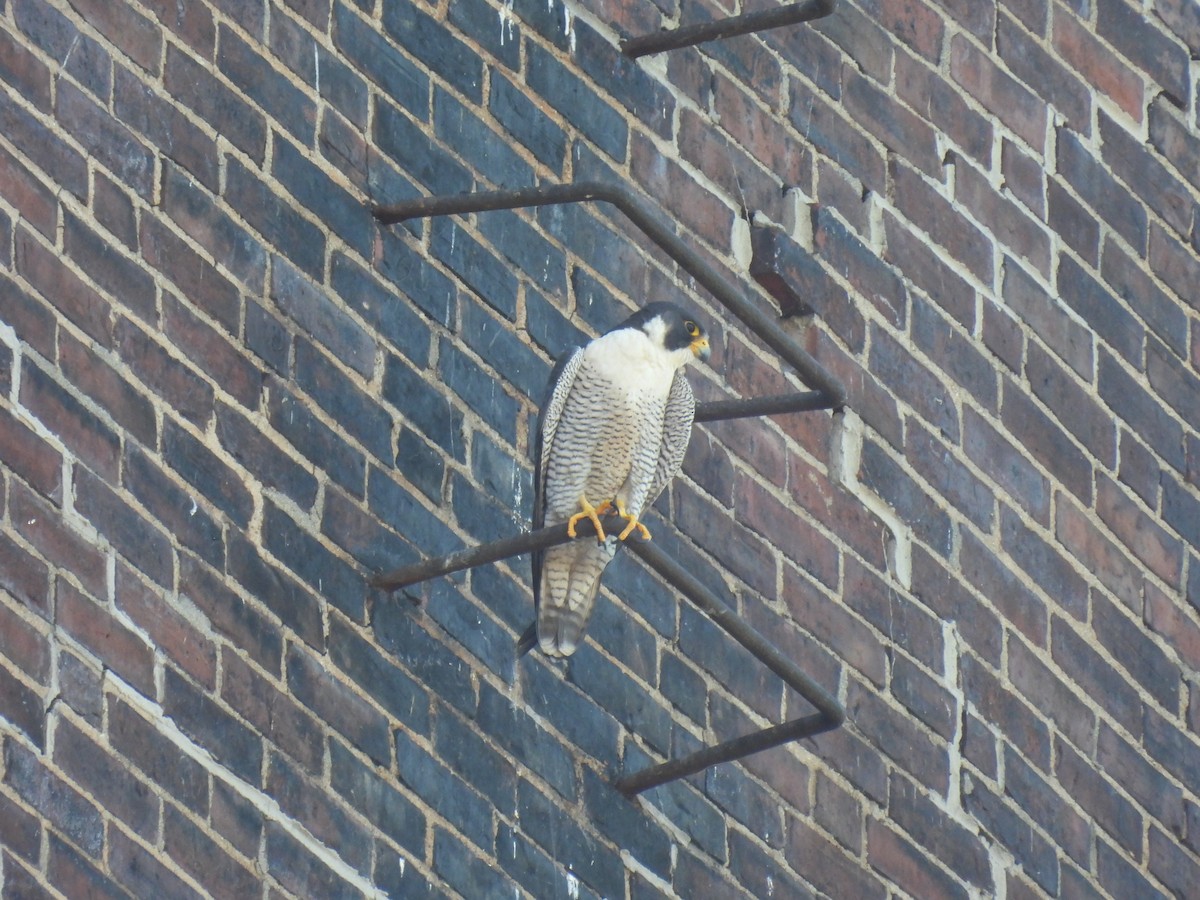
left=684, top=321, right=699, bottom=336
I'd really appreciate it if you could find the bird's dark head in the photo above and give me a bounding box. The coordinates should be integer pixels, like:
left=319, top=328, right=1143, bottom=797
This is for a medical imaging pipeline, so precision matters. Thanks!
left=617, top=302, right=711, bottom=363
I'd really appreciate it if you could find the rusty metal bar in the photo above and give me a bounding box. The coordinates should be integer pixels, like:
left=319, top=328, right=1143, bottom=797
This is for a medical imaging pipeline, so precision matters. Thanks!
left=374, top=182, right=846, bottom=411
left=621, top=0, right=838, bottom=59
left=615, top=537, right=843, bottom=794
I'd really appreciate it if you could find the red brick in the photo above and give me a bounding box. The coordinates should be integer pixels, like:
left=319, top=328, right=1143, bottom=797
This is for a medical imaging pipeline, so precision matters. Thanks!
left=56, top=580, right=155, bottom=697
left=0, top=24, right=52, bottom=111
left=868, top=817, right=969, bottom=900
left=962, top=653, right=1052, bottom=771
left=162, top=803, right=260, bottom=900
left=0, top=531, right=51, bottom=618
left=842, top=64, right=940, bottom=178
left=114, top=562, right=216, bottom=689
left=788, top=448, right=891, bottom=574
left=178, top=554, right=282, bottom=674
left=139, top=216, right=241, bottom=333
left=0, top=142, right=56, bottom=239
left=0, top=659, right=45, bottom=747
left=1097, top=0, right=1190, bottom=105
left=21, top=358, right=122, bottom=482
left=1055, top=494, right=1143, bottom=613
left=1000, top=138, right=1045, bottom=218
left=1093, top=591, right=1179, bottom=710
left=113, top=315, right=215, bottom=428
left=107, top=696, right=210, bottom=815
left=0, top=591, right=51, bottom=685
left=960, top=528, right=1047, bottom=647
left=1053, top=6, right=1144, bottom=120
left=109, top=827, right=203, bottom=900
left=950, top=33, right=1046, bottom=148
left=998, top=11, right=1091, bottom=134
left=814, top=770, right=863, bottom=853
left=92, top=170, right=138, bottom=249
left=787, top=815, right=888, bottom=900
left=1096, top=475, right=1183, bottom=587
left=812, top=0, right=895, bottom=85
left=1052, top=615, right=1143, bottom=735
left=788, top=75, right=887, bottom=194
left=890, top=157, right=992, bottom=284
left=910, top=544, right=1003, bottom=665
left=62, top=210, right=157, bottom=324
left=15, top=227, right=114, bottom=348
left=59, top=331, right=157, bottom=446
left=9, top=479, right=108, bottom=601
left=1007, top=637, right=1094, bottom=750
left=631, top=133, right=734, bottom=253
left=784, top=564, right=886, bottom=687
left=847, top=679, right=950, bottom=794
left=956, top=157, right=1051, bottom=278
left=0, top=403, right=62, bottom=501
left=736, top=476, right=839, bottom=588
left=712, top=74, right=811, bottom=194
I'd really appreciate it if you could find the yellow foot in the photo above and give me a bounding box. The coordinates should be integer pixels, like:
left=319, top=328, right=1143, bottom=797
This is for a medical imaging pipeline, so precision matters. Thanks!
left=566, top=496, right=608, bottom=541
left=615, top=500, right=652, bottom=541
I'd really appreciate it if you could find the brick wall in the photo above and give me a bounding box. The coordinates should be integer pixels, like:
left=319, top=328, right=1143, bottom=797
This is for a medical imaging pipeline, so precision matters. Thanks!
left=1, top=0, right=1199, bottom=896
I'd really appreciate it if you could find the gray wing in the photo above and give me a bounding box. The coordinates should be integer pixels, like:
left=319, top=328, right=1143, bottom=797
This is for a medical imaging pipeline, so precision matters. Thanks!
left=643, top=372, right=696, bottom=510
left=531, top=348, right=585, bottom=613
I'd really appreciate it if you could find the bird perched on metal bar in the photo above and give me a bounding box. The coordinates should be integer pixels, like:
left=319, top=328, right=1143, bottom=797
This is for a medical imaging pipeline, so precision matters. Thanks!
left=518, top=303, right=711, bottom=657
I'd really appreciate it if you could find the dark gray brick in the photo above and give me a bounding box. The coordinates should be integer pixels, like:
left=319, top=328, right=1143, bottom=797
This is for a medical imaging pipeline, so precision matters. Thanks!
left=430, top=216, right=519, bottom=319
left=268, top=380, right=367, bottom=496
left=382, top=353, right=466, bottom=460
left=375, top=99, right=472, bottom=197
left=165, top=43, right=266, bottom=163
left=516, top=779, right=625, bottom=899
left=331, top=253, right=431, bottom=367
left=164, top=666, right=263, bottom=786
left=279, top=263, right=377, bottom=378
left=216, top=400, right=318, bottom=509
left=265, top=821, right=364, bottom=900
left=489, top=70, right=566, bottom=172
left=329, top=615, right=430, bottom=733
left=330, top=740, right=426, bottom=854
left=266, top=750, right=372, bottom=875
left=373, top=599, right=476, bottom=715
left=274, top=138, right=374, bottom=257
left=217, top=25, right=314, bottom=143
left=376, top=227, right=457, bottom=329
left=270, top=7, right=367, bottom=127
left=227, top=532, right=325, bottom=649
left=124, top=445, right=224, bottom=568
left=434, top=86, right=532, bottom=188
left=382, top=0, right=483, bottom=101
left=225, top=157, right=325, bottom=277
left=163, top=417, right=254, bottom=527
left=247, top=299, right=291, bottom=375
left=433, top=827, right=515, bottom=898
left=394, top=729, right=492, bottom=851
left=448, top=0, right=520, bottom=69
left=526, top=41, right=626, bottom=160
left=263, top=499, right=367, bottom=621
left=55, top=80, right=154, bottom=198
left=333, top=1, right=428, bottom=117
left=4, top=738, right=102, bottom=857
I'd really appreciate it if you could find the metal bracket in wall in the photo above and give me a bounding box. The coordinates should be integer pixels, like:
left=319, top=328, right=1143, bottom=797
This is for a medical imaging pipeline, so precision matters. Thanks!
left=621, top=0, right=837, bottom=59
left=371, top=180, right=846, bottom=795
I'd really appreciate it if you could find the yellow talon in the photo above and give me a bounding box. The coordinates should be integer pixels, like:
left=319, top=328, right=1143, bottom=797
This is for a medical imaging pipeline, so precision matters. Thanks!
left=566, top=496, right=607, bottom=541
left=615, top=500, right=652, bottom=542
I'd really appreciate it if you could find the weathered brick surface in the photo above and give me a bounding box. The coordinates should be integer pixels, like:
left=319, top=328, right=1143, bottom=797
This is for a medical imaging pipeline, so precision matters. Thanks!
left=1, top=1, right=1198, bottom=897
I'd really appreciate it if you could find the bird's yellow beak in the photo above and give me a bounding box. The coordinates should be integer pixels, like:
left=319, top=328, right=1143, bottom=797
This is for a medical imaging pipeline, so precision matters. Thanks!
left=690, top=336, right=711, bottom=360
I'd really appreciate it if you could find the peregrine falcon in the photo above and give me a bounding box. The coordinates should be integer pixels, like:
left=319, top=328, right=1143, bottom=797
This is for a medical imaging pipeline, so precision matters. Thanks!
left=518, top=303, right=712, bottom=657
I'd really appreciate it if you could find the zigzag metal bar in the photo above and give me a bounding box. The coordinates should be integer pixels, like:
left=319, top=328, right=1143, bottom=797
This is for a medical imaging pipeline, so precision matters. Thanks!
left=621, top=0, right=838, bottom=59
left=372, top=181, right=846, bottom=794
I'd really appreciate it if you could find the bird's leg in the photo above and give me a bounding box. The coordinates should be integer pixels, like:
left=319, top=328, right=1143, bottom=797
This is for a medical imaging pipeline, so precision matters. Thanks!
left=614, top=499, right=652, bottom=541
left=566, top=496, right=608, bottom=542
